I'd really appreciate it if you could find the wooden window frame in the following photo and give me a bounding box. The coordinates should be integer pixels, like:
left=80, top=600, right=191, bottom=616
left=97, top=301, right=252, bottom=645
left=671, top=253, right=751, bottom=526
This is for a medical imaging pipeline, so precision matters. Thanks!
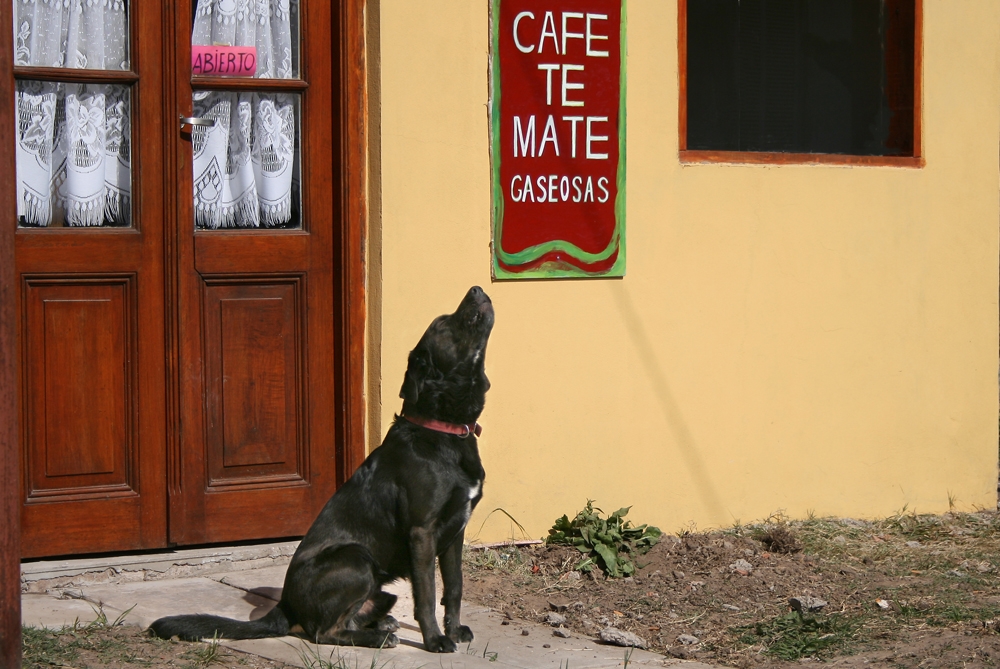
left=0, top=0, right=19, bottom=663
left=677, top=0, right=924, bottom=168
left=0, top=0, right=368, bottom=663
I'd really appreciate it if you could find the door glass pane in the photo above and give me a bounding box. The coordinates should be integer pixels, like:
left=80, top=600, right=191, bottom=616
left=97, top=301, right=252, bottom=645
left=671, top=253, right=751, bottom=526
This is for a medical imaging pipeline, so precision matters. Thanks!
left=192, top=0, right=299, bottom=79
left=13, top=0, right=132, bottom=228
left=16, top=81, right=132, bottom=228
left=14, top=0, right=130, bottom=70
left=192, top=91, right=300, bottom=230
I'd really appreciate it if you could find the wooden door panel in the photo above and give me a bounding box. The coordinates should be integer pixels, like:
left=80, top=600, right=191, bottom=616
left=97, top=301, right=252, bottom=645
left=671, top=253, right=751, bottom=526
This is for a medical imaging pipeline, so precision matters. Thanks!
left=14, top=0, right=167, bottom=557
left=22, top=497, right=145, bottom=557
left=194, top=234, right=310, bottom=273
left=203, top=278, right=306, bottom=488
left=16, top=233, right=144, bottom=270
left=170, top=0, right=340, bottom=545
left=23, top=278, right=135, bottom=499
left=19, top=269, right=165, bottom=557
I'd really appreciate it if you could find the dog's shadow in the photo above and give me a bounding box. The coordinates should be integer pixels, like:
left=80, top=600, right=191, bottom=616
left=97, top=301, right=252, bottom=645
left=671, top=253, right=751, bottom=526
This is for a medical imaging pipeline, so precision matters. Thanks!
left=245, top=587, right=282, bottom=620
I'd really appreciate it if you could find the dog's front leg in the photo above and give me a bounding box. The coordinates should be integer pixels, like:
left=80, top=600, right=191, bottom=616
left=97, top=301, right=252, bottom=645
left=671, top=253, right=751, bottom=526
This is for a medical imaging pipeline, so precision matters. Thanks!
left=410, top=527, right=455, bottom=652
left=439, top=529, right=473, bottom=643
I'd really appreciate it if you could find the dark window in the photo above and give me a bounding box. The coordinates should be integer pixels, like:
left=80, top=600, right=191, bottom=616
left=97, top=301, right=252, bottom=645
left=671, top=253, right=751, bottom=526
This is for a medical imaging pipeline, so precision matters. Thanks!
left=685, top=0, right=917, bottom=158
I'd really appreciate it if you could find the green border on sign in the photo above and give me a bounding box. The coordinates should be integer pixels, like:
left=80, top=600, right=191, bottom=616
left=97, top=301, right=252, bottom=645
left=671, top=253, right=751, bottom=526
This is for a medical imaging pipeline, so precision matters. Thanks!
left=490, top=0, right=628, bottom=280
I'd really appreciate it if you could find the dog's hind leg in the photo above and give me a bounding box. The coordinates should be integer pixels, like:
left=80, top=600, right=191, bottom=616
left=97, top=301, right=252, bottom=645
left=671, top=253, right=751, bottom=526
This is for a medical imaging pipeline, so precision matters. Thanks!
left=315, top=591, right=397, bottom=649
left=352, top=590, right=399, bottom=633
left=295, top=545, right=399, bottom=649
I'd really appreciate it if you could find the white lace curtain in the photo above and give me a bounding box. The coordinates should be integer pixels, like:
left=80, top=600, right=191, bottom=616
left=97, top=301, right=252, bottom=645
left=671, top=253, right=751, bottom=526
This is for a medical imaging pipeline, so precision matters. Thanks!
left=14, top=0, right=131, bottom=227
left=192, top=0, right=299, bottom=230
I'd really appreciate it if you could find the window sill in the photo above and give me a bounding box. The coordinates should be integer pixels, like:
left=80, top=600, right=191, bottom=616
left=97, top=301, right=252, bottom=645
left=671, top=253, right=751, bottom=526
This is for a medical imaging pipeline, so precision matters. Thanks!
left=679, top=150, right=925, bottom=169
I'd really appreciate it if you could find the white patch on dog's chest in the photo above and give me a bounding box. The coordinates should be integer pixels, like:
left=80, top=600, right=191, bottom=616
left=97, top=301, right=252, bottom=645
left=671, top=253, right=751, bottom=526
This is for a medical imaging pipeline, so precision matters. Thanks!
left=459, top=480, right=482, bottom=526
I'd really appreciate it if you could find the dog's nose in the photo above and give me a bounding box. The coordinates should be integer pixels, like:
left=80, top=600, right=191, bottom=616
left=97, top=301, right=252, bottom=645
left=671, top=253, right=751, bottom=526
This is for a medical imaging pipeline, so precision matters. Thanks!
left=469, top=286, right=483, bottom=296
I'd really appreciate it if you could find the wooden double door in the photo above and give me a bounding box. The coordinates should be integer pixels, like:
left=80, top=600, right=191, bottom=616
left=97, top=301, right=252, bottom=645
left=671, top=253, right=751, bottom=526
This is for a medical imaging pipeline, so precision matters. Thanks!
left=13, top=0, right=365, bottom=558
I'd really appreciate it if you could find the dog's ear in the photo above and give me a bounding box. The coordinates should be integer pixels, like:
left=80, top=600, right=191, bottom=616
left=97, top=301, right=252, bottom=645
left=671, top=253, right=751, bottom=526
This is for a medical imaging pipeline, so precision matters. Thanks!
left=400, top=347, right=430, bottom=404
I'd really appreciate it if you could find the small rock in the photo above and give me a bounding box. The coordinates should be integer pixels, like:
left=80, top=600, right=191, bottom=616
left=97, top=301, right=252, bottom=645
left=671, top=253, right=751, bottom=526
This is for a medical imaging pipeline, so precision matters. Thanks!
left=669, top=647, right=693, bottom=659
left=947, top=569, right=967, bottom=578
left=672, top=570, right=686, bottom=580
left=743, top=549, right=755, bottom=557
left=542, top=644, right=551, bottom=648
left=729, top=559, right=754, bottom=574
left=504, top=611, right=515, bottom=620
left=667, top=611, right=679, bottom=619
left=723, top=604, right=741, bottom=611
left=875, top=599, right=891, bottom=610
left=833, top=535, right=847, bottom=545
left=677, top=634, right=700, bottom=645
left=501, top=619, right=510, bottom=625
left=598, top=627, right=647, bottom=649
left=789, top=596, right=827, bottom=613
left=546, top=612, right=567, bottom=626
left=548, top=599, right=569, bottom=613
left=977, top=562, right=993, bottom=574
left=690, top=580, right=705, bottom=587
left=521, top=629, right=530, bottom=636
left=723, top=541, right=734, bottom=550
left=839, top=518, right=868, bottom=528
left=905, top=541, right=921, bottom=548
left=651, top=570, right=661, bottom=578
left=571, top=601, right=586, bottom=610
left=567, top=571, right=582, bottom=581
left=553, top=627, right=571, bottom=638
left=598, top=616, right=610, bottom=625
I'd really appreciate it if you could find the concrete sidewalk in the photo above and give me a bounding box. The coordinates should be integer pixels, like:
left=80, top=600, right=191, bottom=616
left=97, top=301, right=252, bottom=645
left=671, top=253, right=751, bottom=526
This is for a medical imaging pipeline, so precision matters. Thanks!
left=21, top=542, right=720, bottom=669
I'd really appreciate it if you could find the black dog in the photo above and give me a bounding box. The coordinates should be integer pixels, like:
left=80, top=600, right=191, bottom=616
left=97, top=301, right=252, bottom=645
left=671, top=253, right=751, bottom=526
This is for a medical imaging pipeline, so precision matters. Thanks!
left=150, top=286, right=494, bottom=652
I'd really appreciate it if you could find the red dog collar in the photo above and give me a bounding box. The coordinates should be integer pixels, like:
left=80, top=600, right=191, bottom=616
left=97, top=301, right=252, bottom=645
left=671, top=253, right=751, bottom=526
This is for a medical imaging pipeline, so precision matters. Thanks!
left=402, top=414, right=482, bottom=438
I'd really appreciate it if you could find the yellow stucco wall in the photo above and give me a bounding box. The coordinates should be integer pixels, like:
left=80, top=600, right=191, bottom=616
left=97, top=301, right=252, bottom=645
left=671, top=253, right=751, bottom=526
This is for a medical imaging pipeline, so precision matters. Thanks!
left=372, top=0, right=1000, bottom=541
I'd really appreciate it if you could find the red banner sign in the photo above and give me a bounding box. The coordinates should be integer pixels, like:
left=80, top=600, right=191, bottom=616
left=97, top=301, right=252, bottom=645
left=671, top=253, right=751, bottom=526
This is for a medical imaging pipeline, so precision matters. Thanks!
left=491, top=0, right=626, bottom=279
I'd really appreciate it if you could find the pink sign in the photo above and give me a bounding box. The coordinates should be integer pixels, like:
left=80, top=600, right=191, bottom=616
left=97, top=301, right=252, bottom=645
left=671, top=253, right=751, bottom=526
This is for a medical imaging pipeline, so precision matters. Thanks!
left=192, top=46, right=257, bottom=76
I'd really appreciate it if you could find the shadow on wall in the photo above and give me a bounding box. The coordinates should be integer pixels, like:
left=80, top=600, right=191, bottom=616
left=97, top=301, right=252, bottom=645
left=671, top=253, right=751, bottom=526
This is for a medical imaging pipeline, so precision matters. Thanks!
left=610, top=283, right=729, bottom=526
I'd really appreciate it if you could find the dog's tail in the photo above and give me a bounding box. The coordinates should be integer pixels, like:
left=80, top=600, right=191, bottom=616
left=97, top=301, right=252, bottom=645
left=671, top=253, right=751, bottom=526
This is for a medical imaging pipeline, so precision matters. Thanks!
left=148, top=604, right=289, bottom=641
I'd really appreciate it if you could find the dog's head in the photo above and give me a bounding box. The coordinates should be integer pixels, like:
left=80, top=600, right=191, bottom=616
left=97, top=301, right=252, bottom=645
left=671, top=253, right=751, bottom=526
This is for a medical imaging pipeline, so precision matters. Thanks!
left=399, top=286, right=494, bottom=425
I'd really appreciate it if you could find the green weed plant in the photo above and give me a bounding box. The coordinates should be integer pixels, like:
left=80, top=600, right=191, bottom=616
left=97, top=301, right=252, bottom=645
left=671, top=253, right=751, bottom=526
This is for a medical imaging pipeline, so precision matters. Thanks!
left=737, top=610, right=859, bottom=661
left=545, top=500, right=662, bottom=578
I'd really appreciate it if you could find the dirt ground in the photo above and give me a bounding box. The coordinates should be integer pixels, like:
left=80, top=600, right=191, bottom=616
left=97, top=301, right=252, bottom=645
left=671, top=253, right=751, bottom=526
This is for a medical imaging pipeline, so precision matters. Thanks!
left=21, top=510, right=1000, bottom=668
left=461, top=510, right=1000, bottom=668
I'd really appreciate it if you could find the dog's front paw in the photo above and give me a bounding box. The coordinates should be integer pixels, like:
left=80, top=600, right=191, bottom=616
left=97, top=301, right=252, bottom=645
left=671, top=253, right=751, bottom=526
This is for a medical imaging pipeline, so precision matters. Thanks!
left=380, top=632, right=399, bottom=648
left=447, top=625, right=473, bottom=643
left=424, top=634, right=458, bottom=653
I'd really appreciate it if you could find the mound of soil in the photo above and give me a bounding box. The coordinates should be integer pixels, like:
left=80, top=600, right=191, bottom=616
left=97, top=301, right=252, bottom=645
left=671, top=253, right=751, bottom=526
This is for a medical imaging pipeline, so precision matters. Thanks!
left=462, top=515, right=1000, bottom=668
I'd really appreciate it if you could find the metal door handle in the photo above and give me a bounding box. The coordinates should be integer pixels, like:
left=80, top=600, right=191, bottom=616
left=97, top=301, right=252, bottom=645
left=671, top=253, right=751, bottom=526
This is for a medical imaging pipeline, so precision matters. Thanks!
left=179, top=115, right=215, bottom=128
